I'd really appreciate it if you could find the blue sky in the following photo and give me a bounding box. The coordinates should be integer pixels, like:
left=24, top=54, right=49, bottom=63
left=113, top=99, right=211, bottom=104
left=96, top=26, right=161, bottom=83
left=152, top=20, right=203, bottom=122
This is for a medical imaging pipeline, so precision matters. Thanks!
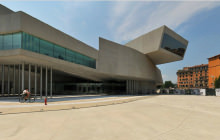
left=1, top=1, right=220, bottom=83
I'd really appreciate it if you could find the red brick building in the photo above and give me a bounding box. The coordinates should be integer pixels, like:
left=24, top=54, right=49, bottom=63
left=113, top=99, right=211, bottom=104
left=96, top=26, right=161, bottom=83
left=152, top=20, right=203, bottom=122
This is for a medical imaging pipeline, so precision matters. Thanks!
left=208, top=54, right=220, bottom=88
left=177, top=64, right=208, bottom=89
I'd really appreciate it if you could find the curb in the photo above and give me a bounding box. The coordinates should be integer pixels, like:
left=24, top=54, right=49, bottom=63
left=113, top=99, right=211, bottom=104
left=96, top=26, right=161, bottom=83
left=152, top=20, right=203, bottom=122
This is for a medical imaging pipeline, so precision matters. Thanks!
left=0, top=96, right=150, bottom=115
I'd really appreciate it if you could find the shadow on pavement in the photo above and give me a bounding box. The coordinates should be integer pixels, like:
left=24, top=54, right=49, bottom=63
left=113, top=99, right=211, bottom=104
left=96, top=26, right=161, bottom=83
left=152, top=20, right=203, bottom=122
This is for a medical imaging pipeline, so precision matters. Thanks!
left=0, top=95, right=130, bottom=103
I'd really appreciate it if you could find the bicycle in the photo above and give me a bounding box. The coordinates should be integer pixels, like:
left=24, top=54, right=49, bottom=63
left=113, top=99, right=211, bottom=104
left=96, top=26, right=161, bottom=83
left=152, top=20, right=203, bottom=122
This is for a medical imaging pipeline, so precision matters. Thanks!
left=19, top=93, right=35, bottom=103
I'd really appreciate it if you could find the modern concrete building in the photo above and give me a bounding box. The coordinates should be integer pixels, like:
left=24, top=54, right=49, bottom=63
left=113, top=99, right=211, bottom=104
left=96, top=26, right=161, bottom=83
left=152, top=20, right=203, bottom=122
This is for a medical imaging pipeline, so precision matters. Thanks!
left=177, top=64, right=208, bottom=89
left=0, top=5, right=188, bottom=98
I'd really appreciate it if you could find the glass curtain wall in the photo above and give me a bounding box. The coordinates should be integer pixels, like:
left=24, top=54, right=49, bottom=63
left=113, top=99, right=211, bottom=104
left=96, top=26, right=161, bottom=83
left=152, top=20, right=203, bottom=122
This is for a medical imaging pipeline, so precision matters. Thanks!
left=0, top=33, right=22, bottom=50
left=0, top=32, right=96, bottom=68
left=161, top=33, right=187, bottom=57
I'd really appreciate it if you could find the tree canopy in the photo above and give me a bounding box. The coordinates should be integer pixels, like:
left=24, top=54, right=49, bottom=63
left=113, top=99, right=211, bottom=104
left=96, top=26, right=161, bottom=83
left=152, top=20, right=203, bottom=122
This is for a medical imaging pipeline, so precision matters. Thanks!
left=214, top=76, right=220, bottom=88
left=163, top=81, right=174, bottom=88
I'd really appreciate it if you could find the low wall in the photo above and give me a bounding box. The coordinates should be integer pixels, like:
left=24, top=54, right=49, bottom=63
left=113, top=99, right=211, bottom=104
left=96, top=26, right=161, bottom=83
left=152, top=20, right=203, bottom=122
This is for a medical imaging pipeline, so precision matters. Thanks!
left=216, top=89, right=220, bottom=96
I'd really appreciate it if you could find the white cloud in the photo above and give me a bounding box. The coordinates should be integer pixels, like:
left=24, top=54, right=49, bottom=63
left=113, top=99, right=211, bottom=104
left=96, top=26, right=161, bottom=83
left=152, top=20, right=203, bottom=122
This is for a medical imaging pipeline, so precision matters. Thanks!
left=108, top=2, right=133, bottom=29
left=109, top=2, right=220, bottom=43
left=55, top=2, right=82, bottom=35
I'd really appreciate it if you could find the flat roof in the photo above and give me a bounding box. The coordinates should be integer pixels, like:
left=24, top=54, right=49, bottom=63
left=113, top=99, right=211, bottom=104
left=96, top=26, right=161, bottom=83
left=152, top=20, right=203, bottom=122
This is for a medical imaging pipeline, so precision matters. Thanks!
left=208, top=54, right=220, bottom=60
left=177, top=64, right=208, bottom=73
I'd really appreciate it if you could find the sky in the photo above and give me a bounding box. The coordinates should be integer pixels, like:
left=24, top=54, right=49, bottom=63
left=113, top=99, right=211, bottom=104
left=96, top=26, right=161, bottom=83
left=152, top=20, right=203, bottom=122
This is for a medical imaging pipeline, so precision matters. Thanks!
left=1, top=1, right=220, bottom=83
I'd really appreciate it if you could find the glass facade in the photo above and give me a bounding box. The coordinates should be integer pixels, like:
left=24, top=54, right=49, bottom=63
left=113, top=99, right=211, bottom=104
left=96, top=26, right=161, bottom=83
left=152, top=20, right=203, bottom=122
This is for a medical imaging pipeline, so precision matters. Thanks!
left=0, top=32, right=96, bottom=68
left=0, top=33, right=21, bottom=50
left=161, top=33, right=187, bottom=57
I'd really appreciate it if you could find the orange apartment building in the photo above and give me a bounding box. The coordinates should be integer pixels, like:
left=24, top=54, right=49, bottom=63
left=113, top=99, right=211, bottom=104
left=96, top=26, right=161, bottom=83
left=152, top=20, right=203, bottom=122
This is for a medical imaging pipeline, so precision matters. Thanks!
left=208, top=54, right=220, bottom=88
left=177, top=64, right=208, bottom=89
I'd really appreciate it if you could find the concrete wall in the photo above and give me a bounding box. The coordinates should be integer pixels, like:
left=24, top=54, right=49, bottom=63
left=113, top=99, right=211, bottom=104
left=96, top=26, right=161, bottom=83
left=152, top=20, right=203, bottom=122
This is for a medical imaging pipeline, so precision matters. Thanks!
left=155, top=67, right=163, bottom=85
left=0, top=4, right=14, bottom=15
left=0, top=12, right=21, bottom=33
left=216, top=88, right=220, bottom=96
left=126, top=26, right=164, bottom=54
left=200, top=89, right=206, bottom=96
left=98, top=38, right=162, bottom=83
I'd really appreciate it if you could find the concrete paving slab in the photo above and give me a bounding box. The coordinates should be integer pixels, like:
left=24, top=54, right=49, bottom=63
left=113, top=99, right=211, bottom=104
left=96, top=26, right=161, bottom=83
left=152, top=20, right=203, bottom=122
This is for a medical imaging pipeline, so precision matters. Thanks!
left=0, top=95, right=220, bottom=140
left=0, top=95, right=150, bottom=114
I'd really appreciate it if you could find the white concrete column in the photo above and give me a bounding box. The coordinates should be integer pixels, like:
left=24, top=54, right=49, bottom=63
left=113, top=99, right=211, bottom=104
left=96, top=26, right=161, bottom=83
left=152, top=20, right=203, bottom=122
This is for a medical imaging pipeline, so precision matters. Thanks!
left=13, top=65, right=15, bottom=95
left=40, top=66, right=42, bottom=99
left=135, top=81, right=137, bottom=94
left=22, top=63, right=24, bottom=91
left=35, top=65, right=37, bottom=98
left=8, top=65, right=10, bottom=96
left=134, top=80, right=136, bottom=94
left=132, top=80, right=133, bottom=94
left=129, top=80, right=131, bottom=95
left=126, top=80, right=128, bottom=94
left=45, top=66, right=48, bottom=98
left=1, top=64, right=4, bottom=96
left=50, top=67, right=52, bottom=98
left=28, top=64, right=31, bottom=92
left=128, top=80, right=130, bottom=95
left=133, top=80, right=136, bottom=94
left=128, top=80, right=130, bottom=94
left=133, top=80, right=135, bottom=94
left=18, top=64, right=21, bottom=96
left=133, top=80, right=135, bottom=95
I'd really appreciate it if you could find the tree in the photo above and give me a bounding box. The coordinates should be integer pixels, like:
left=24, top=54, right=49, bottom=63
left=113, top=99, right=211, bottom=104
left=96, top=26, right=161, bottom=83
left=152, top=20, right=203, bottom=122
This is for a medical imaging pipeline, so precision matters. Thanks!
left=163, top=81, right=174, bottom=88
left=214, top=76, right=220, bottom=88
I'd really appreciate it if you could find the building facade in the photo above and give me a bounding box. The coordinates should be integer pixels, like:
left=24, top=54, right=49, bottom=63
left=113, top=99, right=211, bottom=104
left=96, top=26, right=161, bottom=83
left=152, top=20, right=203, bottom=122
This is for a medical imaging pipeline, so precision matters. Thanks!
left=208, top=54, right=220, bottom=88
left=177, top=64, right=208, bottom=89
left=0, top=5, right=188, bottom=97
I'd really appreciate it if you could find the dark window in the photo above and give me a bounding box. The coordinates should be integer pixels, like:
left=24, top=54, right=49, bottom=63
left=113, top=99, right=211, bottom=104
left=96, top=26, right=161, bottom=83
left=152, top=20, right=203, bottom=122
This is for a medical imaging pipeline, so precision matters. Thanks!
left=39, top=39, right=53, bottom=57
left=54, top=45, right=65, bottom=60
left=66, top=50, right=76, bottom=62
left=161, top=33, right=187, bottom=57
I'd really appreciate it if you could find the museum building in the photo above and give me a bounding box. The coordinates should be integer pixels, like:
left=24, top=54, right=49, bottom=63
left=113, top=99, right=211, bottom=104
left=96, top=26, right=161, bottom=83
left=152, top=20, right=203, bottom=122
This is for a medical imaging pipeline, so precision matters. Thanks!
left=0, top=5, right=188, bottom=98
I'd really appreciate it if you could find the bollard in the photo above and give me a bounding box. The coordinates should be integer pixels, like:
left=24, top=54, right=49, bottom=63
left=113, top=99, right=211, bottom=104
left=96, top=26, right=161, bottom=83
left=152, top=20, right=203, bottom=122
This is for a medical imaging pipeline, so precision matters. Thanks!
left=44, top=98, right=47, bottom=105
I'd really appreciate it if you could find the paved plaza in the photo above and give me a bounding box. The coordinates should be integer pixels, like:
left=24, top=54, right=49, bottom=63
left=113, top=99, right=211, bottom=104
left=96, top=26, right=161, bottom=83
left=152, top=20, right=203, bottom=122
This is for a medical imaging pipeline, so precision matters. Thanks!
left=0, top=95, right=220, bottom=140
left=0, top=95, right=147, bottom=114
